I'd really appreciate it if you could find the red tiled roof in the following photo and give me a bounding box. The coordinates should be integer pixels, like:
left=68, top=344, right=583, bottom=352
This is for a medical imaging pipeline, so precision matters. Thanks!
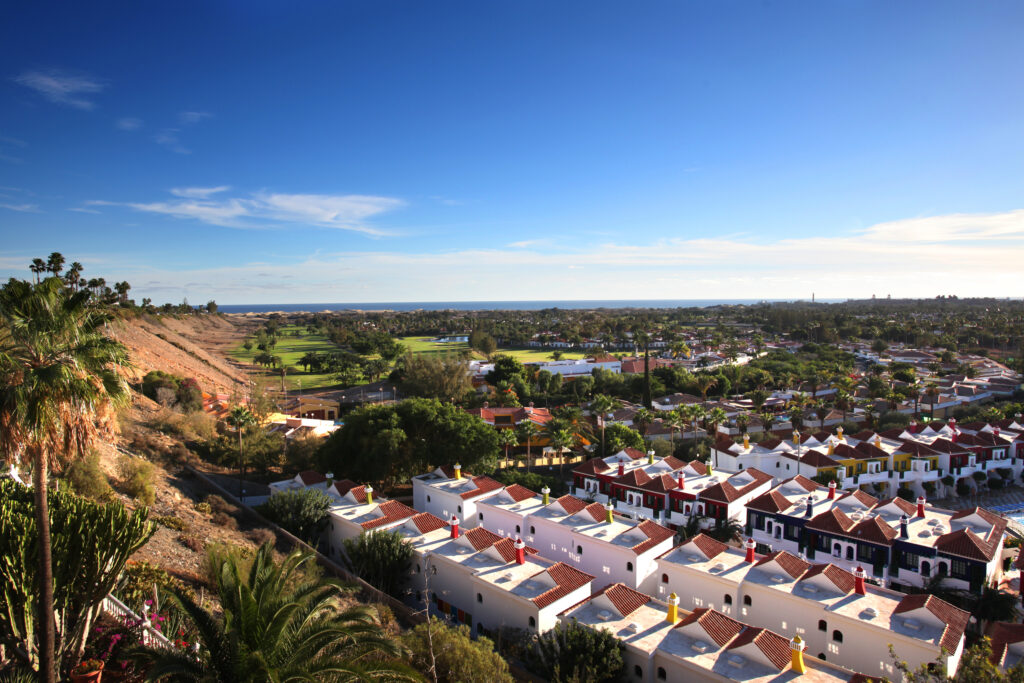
left=662, top=456, right=686, bottom=470
left=335, top=482, right=369, bottom=503
left=747, top=490, right=794, bottom=514
left=756, top=551, right=810, bottom=579
left=361, top=500, right=417, bottom=530
left=893, top=594, right=970, bottom=653
left=789, top=475, right=820, bottom=492
left=934, top=527, right=998, bottom=561
left=331, top=478, right=359, bottom=495
left=532, top=563, right=596, bottom=609
left=501, top=483, right=538, bottom=502
left=989, top=622, right=1024, bottom=666
left=459, top=475, right=504, bottom=499
left=616, top=468, right=652, bottom=488
left=850, top=516, right=899, bottom=545
left=641, top=473, right=679, bottom=494
left=799, top=563, right=855, bottom=594
left=806, top=508, right=856, bottom=535
left=622, top=447, right=647, bottom=460
left=683, top=533, right=728, bottom=560
left=410, top=512, right=447, bottom=533
left=574, top=457, right=611, bottom=476
left=686, top=460, right=709, bottom=475
left=701, top=469, right=773, bottom=503
left=838, top=489, right=879, bottom=508
left=491, top=536, right=539, bottom=563
left=599, top=583, right=651, bottom=618
left=298, top=470, right=326, bottom=486
left=951, top=506, right=1005, bottom=527
left=463, top=526, right=503, bottom=551
left=631, top=520, right=676, bottom=555
left=876, top=496, right=917, bottom=515
left=677, top=608, right=745, bottom=647
left=581, top=502, right=609, bottom=523
left=727, top=627, right=791, bottom=670
left=553, top=495, right=587, bottom=515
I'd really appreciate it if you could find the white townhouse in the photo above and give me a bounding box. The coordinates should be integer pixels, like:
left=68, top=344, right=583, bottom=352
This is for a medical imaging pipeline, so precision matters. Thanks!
left=528, top=358, right=622, bottom=377
left=474, top=483, right=547, bottom=539
left=411, top=464, right=504, bottom=528
left=268, top=469, right=329, bottom=495
left=642, top=534, right=970, bottom=681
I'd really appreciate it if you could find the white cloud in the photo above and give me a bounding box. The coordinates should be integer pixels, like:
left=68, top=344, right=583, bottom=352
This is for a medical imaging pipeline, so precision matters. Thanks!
left=179, top=111, right=212, bottom=124
left=14, top=69, right=105, bottom=109
left=68, top=207, right=101, bottom=214
left=116, top=117, right=143, bottom=131
left=0, top=203, right=40, bottom=213
left=155, top=129, right=190, bottom=154
left=89, top=188, right=404, bottom=235
left=170, top=186, right=231, bottom=199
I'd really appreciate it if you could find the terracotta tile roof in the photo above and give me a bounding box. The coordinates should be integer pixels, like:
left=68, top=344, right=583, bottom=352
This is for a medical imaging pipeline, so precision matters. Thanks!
left=893, top=594, right=970, bottom=653
left=361, top=500, right=417, bottom=530
left=662, top=456, right=686, bottom=470
left=640, top=473, right=679, bottom=494
left=876, top=496, right=917, bottom=515
left=726, top=627, right=791, bottom=670
left=334, top=482, right=368, bottom=503
left=532, top=563, right=595, bottom=609
left=790, top=475, right=820, bottom=492
left=989, top=622, right=1024, bottom=666
left=850, top=515, right=899, bottom=545
left=410, top=512, right=447, bottom=533
left=686, top=460, right=709, bottom=475
left=806, top=508, right=856, bottom=535
left=797, top=449, right=840, bottom=468
left=799, top=563, right=855, bottom=594
left=460, top=476, right=504, bottom=499
left=298, top=470, right=327, bottom=486
left=616, top=468, right=652, bottom=488
left=600, top=583, right=651, bottom=617
left=501, top=484, right=538, bottom=502
left=951, top=506, right=1005, bottom=527
left=622, top=447, right=647, bottom=460
left=492, top=536, right=539, bottom=563
left=574, top=457, right=611, bottom=475
left=553, top=494, right=587, bottom=515
left=463, top=526, right=503, bottom=551
left=899, top=440, right=941, bottom=457
left=632, top=520, right=676, bottom=555
left=759, top=438, right=785, bottom=450
left=677, top=608, right=745, bottom=647
left=581, top=502, right=609, bottom=523
left=838, top=489, right=879, bottom=508
left=747, top=490, right=795, bottom=514
left=701, top=469, right=773, bottom=503
left=756, top=551, right=811, bottom=579
left=927, top=438, right=971, bottom=454
left=331, top=478, right=359, bottom=495
left=934, top=527, right=999, bottom=561
left=683, top=533, right=728, bottom=560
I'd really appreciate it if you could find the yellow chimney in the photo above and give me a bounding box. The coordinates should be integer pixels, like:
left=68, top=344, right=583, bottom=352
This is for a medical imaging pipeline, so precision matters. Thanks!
left=542, top=486, right=550, bottom=506
left=827, top=441, right=834, bottom=455
left=454, top=463, right=462, bottom=480
left=605, top=502, right=614, bottom=524
left=365, top=485, right=373, bottom=506
left=790, top=635, right=806, bottom=674
left=875, top=436, right=882, bottom=449
left=706, top=461, right=713, bottom=475
left=743, top=434, right=750, bottom=449
left=667, top=592, right=679, bottom=624
left=836, top=425, right=844, bottom=441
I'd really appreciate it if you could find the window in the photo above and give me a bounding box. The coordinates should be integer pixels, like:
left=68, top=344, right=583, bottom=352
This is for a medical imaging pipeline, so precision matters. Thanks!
left=515, top=525, right=521, bottom=534
left=431, top=566, right=437, bottom=575
left=833, top=543, right=842, bottom=558
left=528, top=616, right=536, bottom=629
left=634, top=665, right=643, bottom=678
left=477, top=593, right=483, bottom=603
left=832, top=630, right=843, bottom=643
left=530, top=526, right=535, bottom=534
left=776, top=462, right=780, bottom=468
left=937, top=562, right=948, bottom=575
left=577, top=545, right=583, bottom=555
left=457, top=505, right=462, bottom=513
left=950, top=559, right=970, bottom=580
left=921, top=561, right=931, bottom=578
left=818, top=653, right=826, bottom=661
left=657, top=667, right=667, bottom=680
left=724, top=594, right=733, bottom=605
left=626, top=562, right=634, bottom=572
left=427, top=495, right=431, bottom=503
left=479, top=513, right=484, bottom=521
left=818, top=619, right=827, bottom=632
left=845, top=547, right=854, bottom=561
left=661, top=573, right=669, bottom=584
left=743, top=596, right=752, bottom=606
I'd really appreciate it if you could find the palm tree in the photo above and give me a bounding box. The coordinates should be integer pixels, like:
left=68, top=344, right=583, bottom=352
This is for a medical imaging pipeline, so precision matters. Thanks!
left=925, top=382, right=940, bottom=420
left=548, top=428, right=576, bottom=474
left=633, top=407, right=654, bottom=439
left=706, top=518, right=745, bottom=544
left=589, top=394, right=619, bottom=458
left=705, top=407, right=728, bottom=439
left=735, top=412, right=750, bottom=435
left=747, top=389, right=768, bottom=414
left=834, top=389, right=853, bottom=424
left=0, top=277, right=131, bottom=682
left=632, top=328, right=653, bottom=408
left=814, top=401, right=831, bottom=430
left=684, top=403, right=706, bottom=442
left=130, top=543, right=417, bottom=682
left=550, top=350, right=564, bottom=361
left=759, top=409, right=775, bottom=437
left=694, top=374, right=717, bottom=406
left=227, top=405, right=256, bottom=499
left=45, top=252, right=65, bottom=277
left=29, top=257, right=46, bottom=283
left=667, top=407, right=687, bottom=445
left=497, top=428, right=519, bottom=469
left=516, top=421, right=540, bottom=468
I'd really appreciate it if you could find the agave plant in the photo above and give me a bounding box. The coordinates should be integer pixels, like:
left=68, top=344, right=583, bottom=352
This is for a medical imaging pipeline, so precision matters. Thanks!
left=131, top=543, right=420, bottom=682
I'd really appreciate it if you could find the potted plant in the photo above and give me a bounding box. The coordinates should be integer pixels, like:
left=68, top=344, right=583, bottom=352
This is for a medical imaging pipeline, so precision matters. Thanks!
left=71, top=658, right=104, bottom=683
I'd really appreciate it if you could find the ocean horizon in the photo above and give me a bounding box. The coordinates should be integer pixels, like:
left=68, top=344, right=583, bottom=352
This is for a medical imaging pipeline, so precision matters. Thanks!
left=218, top=298, right=846, bottom=314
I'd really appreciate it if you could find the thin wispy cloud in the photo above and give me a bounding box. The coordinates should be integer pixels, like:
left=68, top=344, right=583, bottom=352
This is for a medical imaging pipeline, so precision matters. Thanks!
left=116, top=117, right=143, bottom=131
left=14, top=68, right=106, bottom=109
left=89, top=187, right=404, bottom=235
left=179, top=111, right=212, bottom=124
left=0, top=203, right=40, bottom=213
left=155, top=128, right=190, bottom=154
left=68, top=207, right=101, bottom=214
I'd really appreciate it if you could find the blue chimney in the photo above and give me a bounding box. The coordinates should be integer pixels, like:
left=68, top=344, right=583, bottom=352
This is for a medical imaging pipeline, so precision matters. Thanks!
left=805, top=495, right=814, bottom=517
left=900, top=514, right=909, bottom=539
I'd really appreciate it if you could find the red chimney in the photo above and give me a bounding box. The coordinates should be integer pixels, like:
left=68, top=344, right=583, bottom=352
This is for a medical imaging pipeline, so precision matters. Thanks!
left=916, top=496, right=926, bottom=518
left=450, top=515, right=460, bottom=539
left=854, top=566, right=866, bottom=595
left=994, top=427, right=1001, bottom=439
left=909, top=420, right=917, bottom=434
left=745, top=537, right=756, bottom=563
left=951, top=430, right=958, bottom=443
left=827, top=480, right=836, bottom=500
left=618, top=458, right=625, bottom=477
left=514, top=537, right=526, bottom=565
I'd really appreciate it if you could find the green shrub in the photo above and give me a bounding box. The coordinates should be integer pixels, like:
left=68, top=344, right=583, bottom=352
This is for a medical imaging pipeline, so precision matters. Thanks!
left=205, top=494, right=235, bottom=515
left=65, top=451, right=113, bottom=501
left=154, top=515, right=190, bottom=531
left=896, top=486, right=915, bottom=502
left=973, top=471, right=987, bottom=482
left=194, top=501, right=212, bottom=514
left=341, top=530, right=414, bottom=597
left=258, top=488, right=330, bottom=544
left=118, top=561, right=189, bottom=613
left=201, top=542, right=253, bottom=587
left=493, top=468, right=568, bottom=497
left=956, top=481, right=972, bottom=496
left=989, top=478, right=1005, bottom=490
left=404, top=618, right=513, bottom=683
left=118, top=456, right=156, bottom=506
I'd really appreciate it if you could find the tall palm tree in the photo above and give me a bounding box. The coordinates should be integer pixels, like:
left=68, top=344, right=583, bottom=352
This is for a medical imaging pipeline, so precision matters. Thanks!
left=834, top=389, right=853, bottom=424
left=694, top=374, right=718, bottom=406
left=667, top=407, right=687, bottom=445
left=45, top=252, right=65, bottom=277
left=632, top=407, right=654, bottom=439
left=497, top=428, right=518, bottom=469
left=131, top=543, right=417, bottom=682
left=705, top=407, right=728, bottom=439
left=0, top=277, right=131, bottom=682
left=29, top=258, right=46, bottom=283
left=227, top=405, right=256, bottom=498
left=632, top=328, right=653, bottom=408
left=516, top=421, right=540, bottom=469
left=548, top=428, right=576, bottom=474
left=925, top=382, right=940, bottom=420
left=684, top=404, right=706, bottom=442
left=589, top=394, right=619, bottom=458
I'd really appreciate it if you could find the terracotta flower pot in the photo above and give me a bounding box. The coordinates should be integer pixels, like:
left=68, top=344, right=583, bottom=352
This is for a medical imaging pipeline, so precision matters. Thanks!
left=70, top=663, right=103, bottom=683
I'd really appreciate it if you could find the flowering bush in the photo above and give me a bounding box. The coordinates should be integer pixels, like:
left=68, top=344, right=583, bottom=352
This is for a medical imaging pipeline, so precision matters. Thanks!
left=71, top=658, right=103, bottom=674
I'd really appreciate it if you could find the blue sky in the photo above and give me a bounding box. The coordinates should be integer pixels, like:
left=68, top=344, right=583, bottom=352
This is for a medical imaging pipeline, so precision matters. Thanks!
left=2, top=1, right=1024, bottom=303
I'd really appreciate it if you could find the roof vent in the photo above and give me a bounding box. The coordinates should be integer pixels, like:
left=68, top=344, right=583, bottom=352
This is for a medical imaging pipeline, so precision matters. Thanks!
left=934, top=525, right=946, bottom=534
left=927, top=518, right=939, bottom=526
left=728, top=654, right=746, bottom=668
left=501, top=572, right=514, bottom=582
left=597, top=610, right=613, bottom=622
left=851, top=512, right=863, bottom=521
left=691, top=640, right=710, bottom=653
left=688, top=554, right=704, bottom=563
left=862, top=607, right=878, bottom=619
left=904, top=618, right=921, bottom=631
left=771, top=574, right=786, bottom=583
left=803, top=584, right=818, bottom=594
left=918, top=530, right=931, bottom=538
left=712, top=563, right=726, bottom=572
left=626, top=622, right=640, bottom=633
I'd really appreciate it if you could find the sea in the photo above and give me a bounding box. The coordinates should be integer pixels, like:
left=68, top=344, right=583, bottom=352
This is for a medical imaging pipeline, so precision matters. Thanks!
left=217, top=298, right=845, bottom=314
